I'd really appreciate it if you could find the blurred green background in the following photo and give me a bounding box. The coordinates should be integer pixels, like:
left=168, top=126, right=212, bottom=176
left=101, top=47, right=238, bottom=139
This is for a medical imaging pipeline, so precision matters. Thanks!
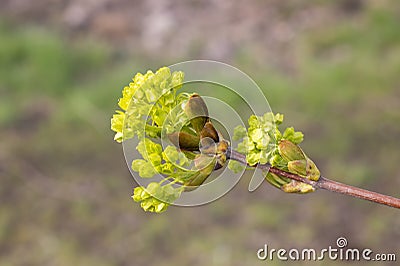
left=0, top=0, right=399, bottom=265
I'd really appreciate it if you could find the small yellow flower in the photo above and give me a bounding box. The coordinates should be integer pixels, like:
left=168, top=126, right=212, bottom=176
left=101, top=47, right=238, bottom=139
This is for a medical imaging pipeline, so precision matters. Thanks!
left=118, top=72, right=146, bottom=110
left=111, top=110, right=125, bottom=143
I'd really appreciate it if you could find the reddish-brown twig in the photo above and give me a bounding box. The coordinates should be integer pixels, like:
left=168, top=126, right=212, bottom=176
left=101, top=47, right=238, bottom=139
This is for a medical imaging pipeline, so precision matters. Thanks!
left=227, top=148, right=400, bottom=209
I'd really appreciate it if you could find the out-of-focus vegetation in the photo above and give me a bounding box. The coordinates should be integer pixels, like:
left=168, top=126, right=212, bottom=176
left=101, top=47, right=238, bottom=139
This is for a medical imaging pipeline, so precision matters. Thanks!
left=0, top=1, right=399, bottom=265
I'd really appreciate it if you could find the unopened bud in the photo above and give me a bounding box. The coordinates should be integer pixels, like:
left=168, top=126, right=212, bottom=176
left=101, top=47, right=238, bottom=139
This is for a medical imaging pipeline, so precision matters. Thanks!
left=278, top=140, right=305, bottom=162
left=264, top=172, right=290, bottom=189
left=281, top=180, right=315, bottom=194
left=287, top=159, right=307, bottom=176
left=168, top=131, right=200, bottom=151
left=184, top=94, right=209, bottom=134
left=306, top=158, right=320, bottom=181
left=184, top=154, right=216, bottom=191
left=200, top=121, right=219, bottom=142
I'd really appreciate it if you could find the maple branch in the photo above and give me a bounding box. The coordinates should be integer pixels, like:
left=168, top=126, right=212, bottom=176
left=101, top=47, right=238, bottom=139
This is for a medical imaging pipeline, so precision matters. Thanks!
left=227, top=148, right=400, bottom=209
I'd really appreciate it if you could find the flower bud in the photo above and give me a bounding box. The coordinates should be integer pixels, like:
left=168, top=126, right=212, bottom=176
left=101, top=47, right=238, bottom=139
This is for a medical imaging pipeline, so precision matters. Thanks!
left=306, top=158, right=320, bottom=181
left=281, top=180, right=315, bottom=194
left=285, top=151, right=320, bottom=181
left=215, top=139, right=229, bottom=168
left=278, top=140, right=305, bottom=162
left=287, top=159, right=307, bottom=176
left=200, top=121, right=219, bottom=142
left=264, top=172, right=290, bottom=189
left=168, top=131, right=200, bottom=151
left=184, top=154, right=216, bottom=191
left=184, top=94, right=209, bottom=134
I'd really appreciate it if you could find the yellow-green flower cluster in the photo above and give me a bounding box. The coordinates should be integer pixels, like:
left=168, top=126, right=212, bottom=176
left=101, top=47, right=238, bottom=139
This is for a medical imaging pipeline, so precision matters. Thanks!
left=131, top=138, right=194, bottom=180
left=110, top=110, right=126, bottom=143
left=232, top=112, right=284, bottom=166
left=229, top=111, right=318, bottom=194
left=230, top=112, right=305, bottom=169
left=132, top=183, right=182, bottom=213
left=129, top=138, right=198, bottom=213
left=127, top=128, right=199, bottom=213
left=111, top=67, right=185, bottom=142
